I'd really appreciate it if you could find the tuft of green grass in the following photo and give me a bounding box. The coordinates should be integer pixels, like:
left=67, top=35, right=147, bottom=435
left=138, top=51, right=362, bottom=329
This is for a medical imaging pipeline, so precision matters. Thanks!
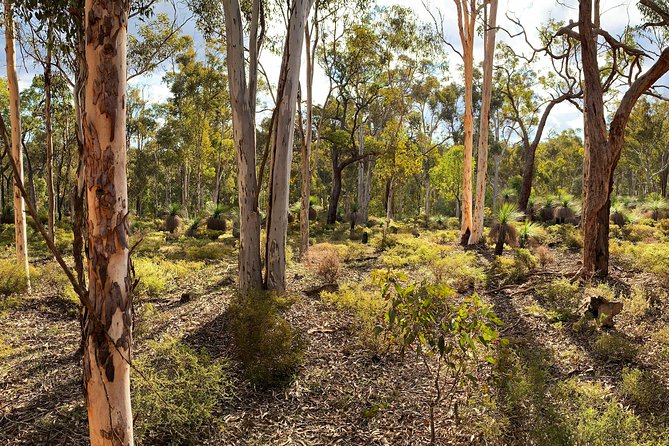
left=537, top=278, right=581, bottom=317
left=0, top=259, right=30, bottom=297
left=620, top=367, right=668, bottom=412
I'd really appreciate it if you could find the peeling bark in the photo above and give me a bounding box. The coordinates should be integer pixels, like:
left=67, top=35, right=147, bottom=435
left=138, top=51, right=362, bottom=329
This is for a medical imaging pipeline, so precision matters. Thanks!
left=82, top=0, right=133, bottom=444
left=469, top=0, right=498, bottom=245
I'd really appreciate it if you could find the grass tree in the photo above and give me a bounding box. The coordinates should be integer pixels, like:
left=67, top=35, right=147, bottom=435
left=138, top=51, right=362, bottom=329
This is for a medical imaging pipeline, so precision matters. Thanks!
left=518, top=220, right=541, bottom=248
left=490, top=203, right=523, bottom=255
left=642, top=197, right=667, bottom=220
left=554, top=193, right=581, bottom=224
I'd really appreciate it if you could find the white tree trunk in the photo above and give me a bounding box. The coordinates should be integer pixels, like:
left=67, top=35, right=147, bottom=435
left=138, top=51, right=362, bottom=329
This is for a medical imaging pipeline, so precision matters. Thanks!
left=4, top=0, right=29, bottom=286
left=265, top=0, right=312, bottom=291
left=45, top=20, right=56, bottom=242
left=469, top=0, right=498, bottom=245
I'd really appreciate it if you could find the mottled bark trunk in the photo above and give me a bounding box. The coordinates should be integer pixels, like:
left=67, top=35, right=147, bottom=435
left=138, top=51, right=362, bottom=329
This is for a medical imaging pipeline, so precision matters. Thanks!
left=264, top=0, right=311, bottom=291
left=223, top=0, right=263, bottom=292
left=4, top=0, right=29, bottom=285
left=81, top=0, right=133, bottom=445
left=470, top=0, right=497, bottom=245
left=454, top=0, right=476, bottom=245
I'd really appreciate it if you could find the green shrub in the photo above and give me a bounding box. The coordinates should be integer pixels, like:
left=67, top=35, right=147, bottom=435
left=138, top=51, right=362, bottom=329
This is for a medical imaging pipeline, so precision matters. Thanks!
left=624, top=286, right=650, bottom=320
left=184, top=242, right=232, bottom=260
left=593, top=332, right=638, bottom=362
left=381, top=235, right=449, bottom=267
left=429, top=250, right=485, bottom=292
left=375, top=273, right=502, bottom=445
left=556, top=379, right=648, bottom=446
left=546, top=225, right=583, bottom=250
left=227, top=291, right=303, bottom=389
left=624, top=223, right=661, bottom=243
left=322, top=283, right=386, bottom=336
left=537, top=278, right=580, bottom=316
left=133, top=337, right=232, bottom=445
left=489, top=249, right=537, bottom=284
left=620, top=367, right=667, bottom=411
left=133, top=257, right=205, bottom=298
left=0, top=259, right=30, bottom=296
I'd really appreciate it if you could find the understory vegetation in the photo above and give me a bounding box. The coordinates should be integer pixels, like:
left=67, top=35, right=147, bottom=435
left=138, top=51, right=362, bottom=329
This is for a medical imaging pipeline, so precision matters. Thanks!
left=3, top=207, right=669, bottom=444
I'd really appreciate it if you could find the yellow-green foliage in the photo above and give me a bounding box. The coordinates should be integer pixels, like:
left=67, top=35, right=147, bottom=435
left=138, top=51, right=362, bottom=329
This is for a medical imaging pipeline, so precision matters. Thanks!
left=555, top=379, right=656, bottom=446
left=0, top=335, right=13, bottom=359
left=133, top=257, right=204, bottom=297
left=381, top=235, right=451, bottom=268
left=227, top=291, right=303, bottom=388
left=546, top=224, right=583, bottom=250
left=133, top=336, right=232, bottom=445
left=612, top=242, right=669, bottom=285
left=624, top=223, right=662, bottom=243
left=538, top=278, right=580, bottom=315
left=131, top=231, right=166, bottom=255
left=0, top=259, right=30, bottom=296
left=184, top=241, right=233, bottom=260
left=624, top=286, right=650, bottom=320
left=620, top=367, right=667, bottom=411
left=429, top=251, right=485, bottom=292
left=490, top=249, right=537, bottom=284
left=322, top=283, right=386, bottom=333
left=593, top=332, right=638, bottom=362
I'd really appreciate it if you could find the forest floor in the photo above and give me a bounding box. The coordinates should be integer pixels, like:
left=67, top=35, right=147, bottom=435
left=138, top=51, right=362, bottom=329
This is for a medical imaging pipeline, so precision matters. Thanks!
left=1, top=219, right=669, bottom=445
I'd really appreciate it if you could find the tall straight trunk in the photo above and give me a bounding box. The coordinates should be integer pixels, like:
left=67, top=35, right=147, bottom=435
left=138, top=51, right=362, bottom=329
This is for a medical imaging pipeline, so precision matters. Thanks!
left=300, top=17, right=317, bottom=258
left=81, top=0, right=133, bottom=443
left=265, top=0, right=311, bottom=291
left=357, top=123, right=364, bottom=220
left=327, top=167, right=342, bottom=225
left=223, top=0, right=263, bottom=293
left=4, top=0, right=29, bottom=284
left=469, top=0, right=498, bottom=245
left=45, top=20, right=56, bottom=241
left=454, top=0, right=477, bottom=245
left=362, top=158, right=372, bottom=223
left=72, top=22, right=87, bottom=294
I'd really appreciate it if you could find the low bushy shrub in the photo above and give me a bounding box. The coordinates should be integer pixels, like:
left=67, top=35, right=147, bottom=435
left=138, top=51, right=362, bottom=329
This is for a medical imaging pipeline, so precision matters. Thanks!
left=304, top=243, right=340, bottom=282
left=537, top=278, right=580, bottom=316
left=133, top=337, right=232, bottom=445
left=593, top=332, right=638, bottom=362
left=0, top=259, right=30, bottom=296
left=227, top=291, right=303, bottom=388
left=429, top=250, right=485, bottom=292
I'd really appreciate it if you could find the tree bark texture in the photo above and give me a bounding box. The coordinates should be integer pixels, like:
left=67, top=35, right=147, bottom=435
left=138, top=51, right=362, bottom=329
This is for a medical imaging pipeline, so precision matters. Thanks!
left=469, top=0, right=498, bottom=245
left=81, top=0, right=133, bottom=444
left=4, top=0, right=29, bottom=282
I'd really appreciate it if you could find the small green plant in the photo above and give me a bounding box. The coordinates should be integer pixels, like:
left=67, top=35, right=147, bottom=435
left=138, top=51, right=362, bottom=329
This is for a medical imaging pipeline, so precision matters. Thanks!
left=624, top=286, right=650, bottom=320
left=132, top=337, right=232, bottom=445
left=620, top=367, right=667, bottom=411
left=593, top=332, right=638, bottom=362
left=537, top=278, right=580, bottom=317
left=490, top=203, right=523, bottom=255
left=374, top=271, right=503, bottom=445
left=227, top=291, right=303, bottom=388
left=429, top=251, right=485, bottom=292
left=0, top=260, right=30, bottom=296
left=553, top=193, right=581, bottom=224
left=322, top=283, right=386, bottom=336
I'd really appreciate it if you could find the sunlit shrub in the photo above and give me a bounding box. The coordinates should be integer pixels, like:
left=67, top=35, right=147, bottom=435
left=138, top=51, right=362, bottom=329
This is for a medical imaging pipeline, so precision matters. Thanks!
left=304, top=243, right=340, bottom=282
left=133, top=336, right=232, bottom=445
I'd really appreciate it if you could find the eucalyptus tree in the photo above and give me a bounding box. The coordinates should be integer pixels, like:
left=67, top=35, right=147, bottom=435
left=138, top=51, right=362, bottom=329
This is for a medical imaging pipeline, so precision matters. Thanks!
left=570, top=0, right=669, bottom=276
left=4, top=0, right=29, bottom=286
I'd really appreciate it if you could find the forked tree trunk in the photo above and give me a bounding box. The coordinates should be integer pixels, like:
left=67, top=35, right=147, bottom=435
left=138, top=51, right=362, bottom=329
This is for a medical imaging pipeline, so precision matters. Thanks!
left=45, top=19, right=56, bottom=242
left=578, top=0, right=669, bottom=276
left=264, top=0, right=311, bottom=291
left=4, top=0, right=29, bottom=285
left=81, top=0, right=133, bottom=443
left=469, top=0, right=498, bottom=245
left=223, top=0, right=263, bottom=293
left=454, top=0, right=477, bottom=245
